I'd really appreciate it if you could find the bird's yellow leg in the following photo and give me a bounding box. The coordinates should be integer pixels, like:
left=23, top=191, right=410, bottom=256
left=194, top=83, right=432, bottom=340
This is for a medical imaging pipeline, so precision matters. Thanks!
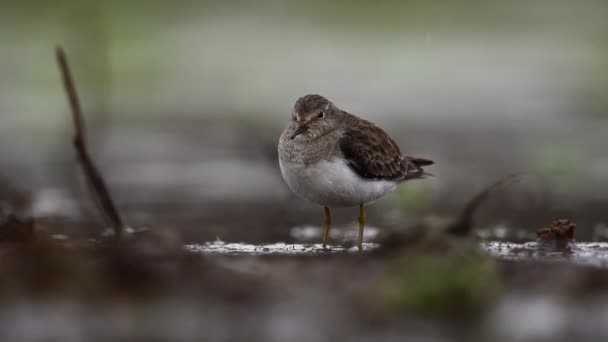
left=322, top=206, right=331, bottom=248
left=358, top=204, right=366, bottom=250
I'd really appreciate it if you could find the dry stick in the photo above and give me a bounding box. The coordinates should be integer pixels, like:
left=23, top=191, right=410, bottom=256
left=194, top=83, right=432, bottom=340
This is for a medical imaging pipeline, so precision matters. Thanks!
left=447, top=172, right=525, bottom=236
left=55, top=46, right=125, bottom=239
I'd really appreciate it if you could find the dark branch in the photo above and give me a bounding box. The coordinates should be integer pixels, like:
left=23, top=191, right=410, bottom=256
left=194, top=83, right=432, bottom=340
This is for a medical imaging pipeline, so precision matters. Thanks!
left=447, top=173, right=525, bottom=236
left=55, top=46, right=125, bottom=239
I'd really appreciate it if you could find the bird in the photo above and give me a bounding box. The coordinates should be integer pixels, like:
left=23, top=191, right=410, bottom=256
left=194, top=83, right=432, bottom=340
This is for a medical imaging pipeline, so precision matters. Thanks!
left=278, top=94, right=433, bottom=249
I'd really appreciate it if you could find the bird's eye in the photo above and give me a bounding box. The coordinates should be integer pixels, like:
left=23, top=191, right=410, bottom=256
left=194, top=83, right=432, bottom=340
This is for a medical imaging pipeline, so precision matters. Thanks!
left=317, top=111, right=326, bottom=119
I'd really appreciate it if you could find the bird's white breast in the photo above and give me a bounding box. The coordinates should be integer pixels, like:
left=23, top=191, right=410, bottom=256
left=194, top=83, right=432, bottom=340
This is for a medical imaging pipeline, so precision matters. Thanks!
left=279, top=157, right=399, bottom=208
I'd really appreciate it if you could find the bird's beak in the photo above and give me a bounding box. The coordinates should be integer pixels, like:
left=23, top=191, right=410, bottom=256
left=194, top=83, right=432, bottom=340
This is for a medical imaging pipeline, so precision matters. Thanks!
left=290, top=126, right=307, bottom=140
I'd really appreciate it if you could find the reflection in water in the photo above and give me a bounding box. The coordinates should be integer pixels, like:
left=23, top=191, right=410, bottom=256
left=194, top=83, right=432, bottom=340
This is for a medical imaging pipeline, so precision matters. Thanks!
left=482, top=242, right=608, bottom=268
left=290, top=225, right=380, bottom=242
left=185, top=224, right=382, bottom=255
left=187, top=238, right=608, bottom=269
left=185, top=241, right=380, bottom=255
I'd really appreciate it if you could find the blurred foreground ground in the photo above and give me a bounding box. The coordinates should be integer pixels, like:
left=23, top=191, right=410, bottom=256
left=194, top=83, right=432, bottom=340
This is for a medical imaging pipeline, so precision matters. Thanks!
left=1, top=0, right=607, bottom=240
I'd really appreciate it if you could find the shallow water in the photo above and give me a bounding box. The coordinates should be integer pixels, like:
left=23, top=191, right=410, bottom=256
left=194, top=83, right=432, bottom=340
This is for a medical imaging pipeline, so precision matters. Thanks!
left=183, top=225, right=608, bottom=268
left=185, top=241, right=380, bottom=255
left=482, top=241, right=608, bottom=268
left=186, top=241, right=608, bottom=267
left=186, top=232, right=608, bottom=269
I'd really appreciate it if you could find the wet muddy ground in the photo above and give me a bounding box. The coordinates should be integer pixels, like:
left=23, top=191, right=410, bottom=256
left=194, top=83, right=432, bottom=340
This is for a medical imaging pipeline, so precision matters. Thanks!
left=186, top=227, right=608, bottom=268
left=3, top=217, right=608, bottom=342
left=2, top=144, right=608, bottom=341
left=187, top=239, right=608, bottom=268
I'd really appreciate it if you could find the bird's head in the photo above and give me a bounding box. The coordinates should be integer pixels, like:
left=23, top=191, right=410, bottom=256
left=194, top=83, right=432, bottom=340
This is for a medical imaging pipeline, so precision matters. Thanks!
left=288, top=94, right=340, bottom=140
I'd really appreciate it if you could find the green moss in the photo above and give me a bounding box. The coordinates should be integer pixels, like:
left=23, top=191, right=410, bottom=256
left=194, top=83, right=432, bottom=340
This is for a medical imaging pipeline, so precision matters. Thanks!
left=381, top=253, right=501, bottom=318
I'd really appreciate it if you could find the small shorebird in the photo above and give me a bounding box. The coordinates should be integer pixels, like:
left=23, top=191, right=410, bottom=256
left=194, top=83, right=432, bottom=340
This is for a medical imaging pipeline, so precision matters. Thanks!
left=278, top=94, right=433, bottom=249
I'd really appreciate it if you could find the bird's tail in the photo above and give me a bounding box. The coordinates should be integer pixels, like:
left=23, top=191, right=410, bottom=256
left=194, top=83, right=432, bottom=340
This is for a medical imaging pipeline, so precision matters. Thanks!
left=407, top=156, right=434, bottom=167
left=402, top=156, right=434, bottom=180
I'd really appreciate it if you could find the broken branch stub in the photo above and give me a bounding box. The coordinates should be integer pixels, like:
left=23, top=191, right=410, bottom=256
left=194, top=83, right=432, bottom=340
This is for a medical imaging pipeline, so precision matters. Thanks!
left=55, top=46, right=125, bottom=239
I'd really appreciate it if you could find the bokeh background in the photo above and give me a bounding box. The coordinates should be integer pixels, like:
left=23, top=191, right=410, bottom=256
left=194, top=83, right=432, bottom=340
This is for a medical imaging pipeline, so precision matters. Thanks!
left=1, top=0, right=608, bottom=241
left=3, top=2, right=608, bottom=342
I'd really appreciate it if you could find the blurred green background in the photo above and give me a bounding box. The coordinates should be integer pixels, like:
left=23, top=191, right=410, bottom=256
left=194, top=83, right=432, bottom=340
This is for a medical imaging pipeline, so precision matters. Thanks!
left=1, top=0, right=607, bottom=240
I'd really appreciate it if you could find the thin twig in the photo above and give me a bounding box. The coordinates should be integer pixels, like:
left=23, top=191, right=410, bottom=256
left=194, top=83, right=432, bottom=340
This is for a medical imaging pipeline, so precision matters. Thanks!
left=447, top=173, right=525, bottom=235
left=55, top=46, right=125, bottom=239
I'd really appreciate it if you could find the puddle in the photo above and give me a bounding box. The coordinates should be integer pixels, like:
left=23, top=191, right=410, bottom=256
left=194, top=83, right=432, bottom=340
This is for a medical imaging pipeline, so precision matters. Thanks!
left=185, top=240, right=608, bottom=268
left=184, top=224, right=608, bottom=265
left=185, top=224, right=382, bottom=255
left=482, top=241, right=608, bottom=268
left=290, top=225, right=380, bottom=242
left=185, top=241, right=380, bottom=255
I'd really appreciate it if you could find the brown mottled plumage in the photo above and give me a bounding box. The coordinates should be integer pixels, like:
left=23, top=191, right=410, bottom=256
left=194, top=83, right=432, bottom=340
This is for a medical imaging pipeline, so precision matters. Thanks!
left=339, top=118, right=433, bottom=181
left=278, top=94, right=434, bottom=249
left=281, top=94, right=433, bottom=180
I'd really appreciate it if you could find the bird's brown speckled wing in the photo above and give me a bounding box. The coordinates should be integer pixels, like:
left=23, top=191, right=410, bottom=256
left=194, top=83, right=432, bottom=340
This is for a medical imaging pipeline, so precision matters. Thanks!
left=339, top=119, right=430, bottom=181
